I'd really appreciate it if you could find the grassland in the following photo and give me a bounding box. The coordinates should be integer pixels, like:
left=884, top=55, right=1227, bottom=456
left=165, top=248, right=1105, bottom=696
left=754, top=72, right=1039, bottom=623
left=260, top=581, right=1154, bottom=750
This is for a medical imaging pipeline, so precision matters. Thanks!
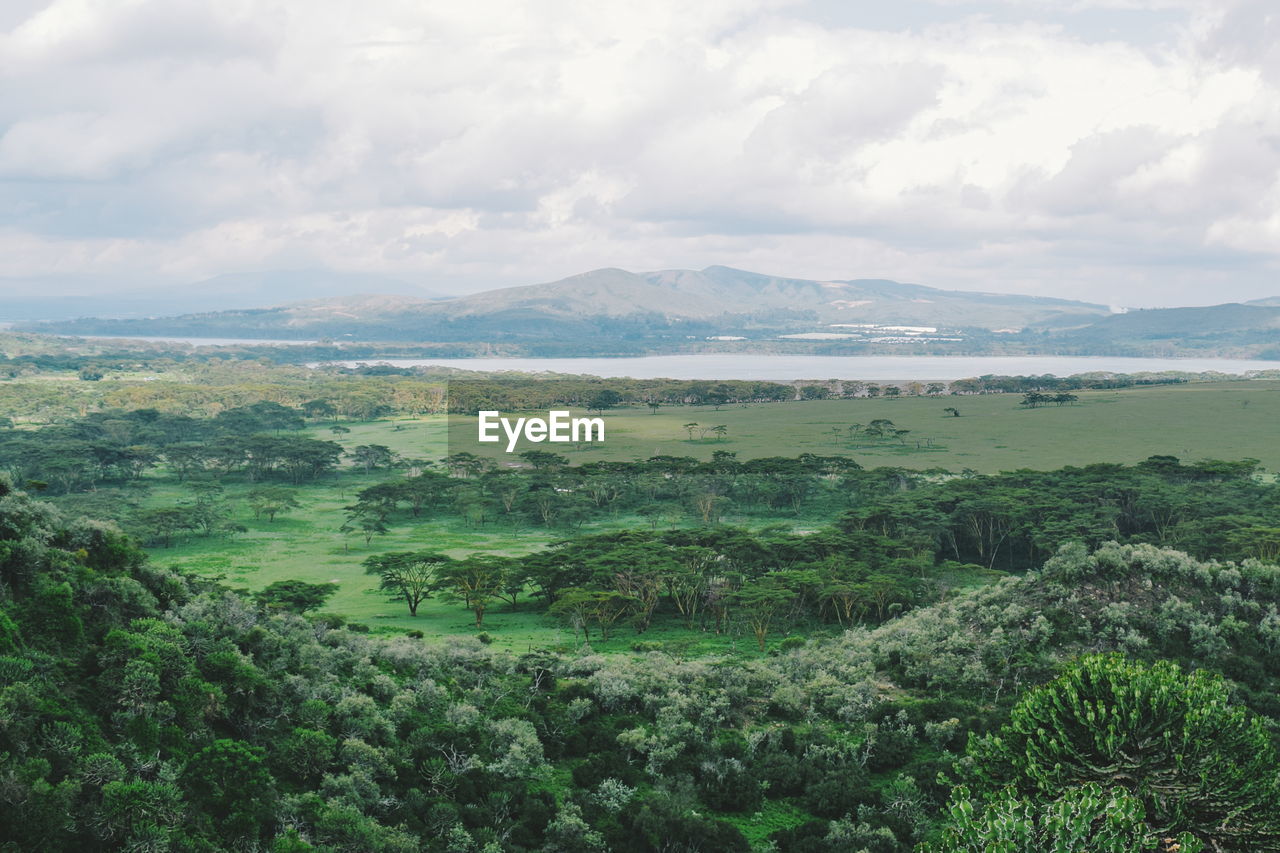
left=120, top=379, right=1280, bottom=650
left=451, top=379, right=1280, bottom=472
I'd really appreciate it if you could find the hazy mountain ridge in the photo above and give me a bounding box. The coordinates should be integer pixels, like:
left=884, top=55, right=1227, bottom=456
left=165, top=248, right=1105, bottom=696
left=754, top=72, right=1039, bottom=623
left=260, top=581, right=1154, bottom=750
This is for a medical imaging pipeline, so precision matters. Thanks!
left=20, top=265, right=1109, bottom=334
left=0, top=270, right=450, bottom=323
left=14, top=265, right=1280, bottom=358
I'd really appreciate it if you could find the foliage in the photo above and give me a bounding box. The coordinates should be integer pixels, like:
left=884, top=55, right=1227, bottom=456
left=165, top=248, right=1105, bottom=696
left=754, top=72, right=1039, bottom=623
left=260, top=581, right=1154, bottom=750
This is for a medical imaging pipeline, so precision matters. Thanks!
left=959, top=654, right=1280, bottom=850
left=934, top=783, right=1203, bottom=852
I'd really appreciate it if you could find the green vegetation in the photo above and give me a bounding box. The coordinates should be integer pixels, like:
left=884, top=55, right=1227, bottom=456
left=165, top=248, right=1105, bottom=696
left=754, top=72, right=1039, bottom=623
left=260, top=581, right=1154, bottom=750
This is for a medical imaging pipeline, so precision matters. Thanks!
left=955, top=654, right=1280, bottom=849
left=6, top=355, right=1280, bottom=849
left=449, top=379, right=1280, bottom=472
left=4, top=479, right=1280, bottom=850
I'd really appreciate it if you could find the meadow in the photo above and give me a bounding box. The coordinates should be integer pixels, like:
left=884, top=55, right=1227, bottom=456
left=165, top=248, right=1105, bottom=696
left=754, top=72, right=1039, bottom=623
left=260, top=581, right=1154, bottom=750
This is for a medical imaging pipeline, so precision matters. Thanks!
left=451, top=378, right=1280, bottom=471
left=128, top=379, right=1280, bottom=648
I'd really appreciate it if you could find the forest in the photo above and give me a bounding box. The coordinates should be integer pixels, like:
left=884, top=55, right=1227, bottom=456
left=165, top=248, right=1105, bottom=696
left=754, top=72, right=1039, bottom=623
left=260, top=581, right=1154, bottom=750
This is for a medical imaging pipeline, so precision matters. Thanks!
left=1, top=374, right=1280, bottom=850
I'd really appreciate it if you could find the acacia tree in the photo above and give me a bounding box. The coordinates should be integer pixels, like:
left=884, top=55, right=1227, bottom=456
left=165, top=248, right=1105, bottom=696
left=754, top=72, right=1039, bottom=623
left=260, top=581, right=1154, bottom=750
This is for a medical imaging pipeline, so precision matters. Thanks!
left=432, top=555, right=508, bottom=627
left=362, top=551, right=451, bottom=616
left=731, top=574, right=797, bottom=652
left=246, top=486, right=300, bottom=522
left=549, top=588, right=636, bottom=641
left=349, top=444, right=395, bottom=475
left=253, top=580, right=337, bottom=614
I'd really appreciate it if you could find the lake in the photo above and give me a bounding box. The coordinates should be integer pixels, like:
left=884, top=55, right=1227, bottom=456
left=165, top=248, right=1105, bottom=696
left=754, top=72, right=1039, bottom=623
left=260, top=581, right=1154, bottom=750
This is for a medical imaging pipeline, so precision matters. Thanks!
left=313, top=354, right=1280, bottom=380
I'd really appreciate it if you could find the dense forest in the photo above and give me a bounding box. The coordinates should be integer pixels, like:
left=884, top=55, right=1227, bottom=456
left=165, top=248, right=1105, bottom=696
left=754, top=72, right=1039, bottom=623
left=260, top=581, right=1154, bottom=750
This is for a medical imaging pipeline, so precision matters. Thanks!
left=3, top=475, right=1280, bottom=850
left=2, top=392, right=1280, bottom=849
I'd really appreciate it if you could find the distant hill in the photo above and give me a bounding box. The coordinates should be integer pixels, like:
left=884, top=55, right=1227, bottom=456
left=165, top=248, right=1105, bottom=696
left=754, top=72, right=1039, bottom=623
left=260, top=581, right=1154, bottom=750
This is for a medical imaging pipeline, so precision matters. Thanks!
left=18, top=266, right=1280, bottom=359
left=0, top=270, right=448, bottom=323
left=1043, top=303, right=1280, bottom=356
left=22, top=265, right=1110, bottom=341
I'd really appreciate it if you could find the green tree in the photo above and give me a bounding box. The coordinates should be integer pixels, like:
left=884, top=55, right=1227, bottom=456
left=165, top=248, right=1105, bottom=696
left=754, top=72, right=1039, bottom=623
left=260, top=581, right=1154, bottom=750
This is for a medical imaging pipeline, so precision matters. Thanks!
left=350, top=444, right=395, bottom=474
left=182, top=739, right=277, bottom=841
left=932, top=783, right=1203, bottom=853
left=254, top=579, right=338, bottom=614
left=432, top=555, right=508, bottom=627
left=962, top=654, right=1280, bottom=850
left=731, top=574, right=797, bottom=652
left=363, top=551, right=450, bottom=616
left=247, top=486, right=301, bottom=522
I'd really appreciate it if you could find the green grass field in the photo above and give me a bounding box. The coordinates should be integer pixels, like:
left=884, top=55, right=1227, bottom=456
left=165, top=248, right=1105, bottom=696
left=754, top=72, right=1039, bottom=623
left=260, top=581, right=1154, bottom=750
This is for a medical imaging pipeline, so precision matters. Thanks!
left=131, top=380, right=1280, bottom=650
left=451, top=379, right=1280, bottom=472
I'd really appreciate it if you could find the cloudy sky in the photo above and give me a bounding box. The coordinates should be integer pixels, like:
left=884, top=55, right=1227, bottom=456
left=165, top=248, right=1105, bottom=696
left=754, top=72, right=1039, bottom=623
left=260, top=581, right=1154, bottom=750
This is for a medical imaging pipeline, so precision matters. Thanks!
left=2, top=0, right=1279, bottom=311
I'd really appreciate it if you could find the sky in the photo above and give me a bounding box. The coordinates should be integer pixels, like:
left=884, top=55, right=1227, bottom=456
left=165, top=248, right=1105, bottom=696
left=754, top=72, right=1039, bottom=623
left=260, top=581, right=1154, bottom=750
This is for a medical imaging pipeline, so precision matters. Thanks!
left=1, top=0, right=1279, bottom=312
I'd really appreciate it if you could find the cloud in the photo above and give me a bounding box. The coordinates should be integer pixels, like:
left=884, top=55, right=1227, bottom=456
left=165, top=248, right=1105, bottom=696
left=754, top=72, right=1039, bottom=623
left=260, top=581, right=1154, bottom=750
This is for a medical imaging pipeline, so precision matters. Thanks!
left=0, top=0, right=1277, bottom=308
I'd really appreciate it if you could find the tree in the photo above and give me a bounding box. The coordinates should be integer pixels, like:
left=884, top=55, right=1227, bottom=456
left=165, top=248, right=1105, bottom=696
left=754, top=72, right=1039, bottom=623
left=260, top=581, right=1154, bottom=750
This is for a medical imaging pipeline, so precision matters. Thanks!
left=932, top=783, right=1203, bottom=853
left=163, top=444, right=207, bottom=481
left=181, top=740, right=277, bottom=841
left=519, top=450, right=568, bottom=470
left=253, top=580, right=338, bottom=614
left=350, top=444, right=395, bottom=475
left=433, top=555, right=508, bottom=627
left=963, top=654, right=1280, bottom=850
left=731, top=575, right=797, bottom=651
left=134, top=507, right=194, bottom=548
left=363, top=551, right=451, bottom=616
left=246, top=486, right=301, bottom=522
left=301, top=399, right=336, bottom=420
left=341, top=514, right=388, bottom=546
left=587, top=389, right=623, bottom=413
left=1020, top=392, right=1051, bottom=408
left=548, top=588, right=636, bottom=641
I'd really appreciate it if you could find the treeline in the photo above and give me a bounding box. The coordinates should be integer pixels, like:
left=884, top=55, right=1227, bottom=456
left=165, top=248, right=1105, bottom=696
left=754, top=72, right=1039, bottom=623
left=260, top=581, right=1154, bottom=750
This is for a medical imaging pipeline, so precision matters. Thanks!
left=2, top=480, right=1278, bottom=850
left=0, top=361, right=447, bottom=422
left=0, top=402, right=349, bottom=495
left=344, top=454, right=1280, bottom=665
left=443, top=373, right=1187, bottom=413
left=351, top=453, right=1277, bottom=570
left=361, top=524, right=942, bottom=647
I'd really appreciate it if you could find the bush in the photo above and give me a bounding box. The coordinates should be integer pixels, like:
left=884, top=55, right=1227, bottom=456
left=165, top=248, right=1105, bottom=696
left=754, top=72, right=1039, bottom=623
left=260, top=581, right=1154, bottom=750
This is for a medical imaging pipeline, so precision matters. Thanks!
left=778, top=635, right=807, bottom=652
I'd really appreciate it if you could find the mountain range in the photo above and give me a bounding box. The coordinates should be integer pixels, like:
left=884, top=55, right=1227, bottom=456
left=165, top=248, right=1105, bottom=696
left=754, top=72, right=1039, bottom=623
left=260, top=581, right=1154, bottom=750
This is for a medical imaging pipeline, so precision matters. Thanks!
left=14, top=266, right=1280, bottom=359
left=18, top=265, right=1110, bottom=334
left=0, top=270, right=447, bottom=323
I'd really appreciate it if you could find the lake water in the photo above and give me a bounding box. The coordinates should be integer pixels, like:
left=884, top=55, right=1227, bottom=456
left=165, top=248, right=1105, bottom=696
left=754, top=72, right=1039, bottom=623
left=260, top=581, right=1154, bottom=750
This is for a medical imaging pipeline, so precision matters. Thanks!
left=315, top=354, right=1280, bottom=380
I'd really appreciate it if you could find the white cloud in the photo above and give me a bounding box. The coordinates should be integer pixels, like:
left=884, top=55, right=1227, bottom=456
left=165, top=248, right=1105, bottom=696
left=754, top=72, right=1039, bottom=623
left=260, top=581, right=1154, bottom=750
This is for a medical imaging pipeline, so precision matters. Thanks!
left=0, top=0, right=1278, bottom=307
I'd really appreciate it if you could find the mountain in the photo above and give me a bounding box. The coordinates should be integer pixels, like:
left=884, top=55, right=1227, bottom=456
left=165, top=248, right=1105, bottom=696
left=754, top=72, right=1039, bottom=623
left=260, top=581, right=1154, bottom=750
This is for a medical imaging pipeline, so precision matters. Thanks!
left=422, top=265, right=1109, bottom=328
left=20, top=265, right=1110, bottom=341
left=0, top=270, right=449, bottom=323
left=1041, top=302, right=1280, bottom=355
